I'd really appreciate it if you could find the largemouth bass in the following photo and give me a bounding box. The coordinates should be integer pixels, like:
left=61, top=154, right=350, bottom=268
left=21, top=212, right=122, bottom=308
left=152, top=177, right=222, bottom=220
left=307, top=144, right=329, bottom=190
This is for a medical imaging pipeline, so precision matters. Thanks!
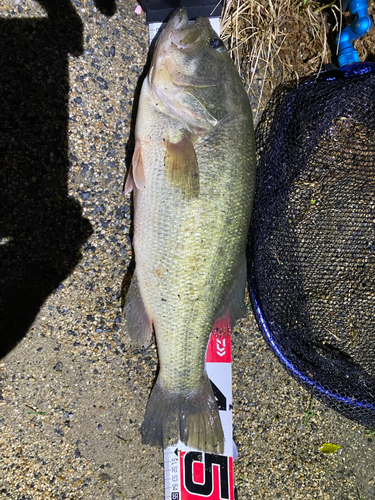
left=124, top=8, right=256, bottom=454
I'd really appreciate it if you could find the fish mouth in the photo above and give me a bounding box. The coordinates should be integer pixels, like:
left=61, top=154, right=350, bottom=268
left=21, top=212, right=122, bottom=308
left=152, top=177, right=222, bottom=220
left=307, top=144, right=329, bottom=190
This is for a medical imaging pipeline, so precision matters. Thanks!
left=160, top=8, right=188, bottom=39
left=168, top=8, right=202, bottom=50
left=153, top=9, right=189, bottom=55
left=170, top=30, right=201, bottom=50
left=174, top=8, right=189, bottom=30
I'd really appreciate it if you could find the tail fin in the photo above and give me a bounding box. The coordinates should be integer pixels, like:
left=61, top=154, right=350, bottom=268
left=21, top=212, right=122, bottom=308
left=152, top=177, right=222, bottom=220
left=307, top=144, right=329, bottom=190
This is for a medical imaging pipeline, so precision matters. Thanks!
left=141, top=374, right=224, bottom=454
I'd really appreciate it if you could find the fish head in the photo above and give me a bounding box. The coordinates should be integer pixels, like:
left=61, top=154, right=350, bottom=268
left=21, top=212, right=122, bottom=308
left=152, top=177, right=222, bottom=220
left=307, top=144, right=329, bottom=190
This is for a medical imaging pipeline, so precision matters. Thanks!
left=149, top=8, right=240, bottom=131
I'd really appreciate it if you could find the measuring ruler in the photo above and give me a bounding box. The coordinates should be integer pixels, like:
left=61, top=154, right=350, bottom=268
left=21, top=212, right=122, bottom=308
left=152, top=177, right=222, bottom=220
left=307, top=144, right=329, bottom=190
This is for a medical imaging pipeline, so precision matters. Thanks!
left=163, top=318, right=236, bottom=500
left=147, top=17, right=221, bottom=45
left=139, top=7, right=235, bottom=498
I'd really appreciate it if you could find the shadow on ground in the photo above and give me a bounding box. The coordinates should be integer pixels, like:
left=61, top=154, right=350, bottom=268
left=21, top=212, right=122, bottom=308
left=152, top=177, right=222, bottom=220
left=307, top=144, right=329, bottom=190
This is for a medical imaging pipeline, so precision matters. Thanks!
left=0, top=0, right=101, bottom=358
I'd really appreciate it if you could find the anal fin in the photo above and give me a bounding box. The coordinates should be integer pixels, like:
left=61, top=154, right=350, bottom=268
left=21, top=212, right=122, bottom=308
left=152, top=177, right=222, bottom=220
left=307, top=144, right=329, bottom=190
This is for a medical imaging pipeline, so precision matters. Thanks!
left=123, top=272, right=153, bottom=348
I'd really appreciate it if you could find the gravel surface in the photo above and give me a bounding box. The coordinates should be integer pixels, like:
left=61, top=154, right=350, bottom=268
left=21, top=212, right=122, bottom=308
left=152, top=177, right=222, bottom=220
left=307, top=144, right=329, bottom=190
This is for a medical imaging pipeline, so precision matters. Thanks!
left=1, top=1, right=375, bottom=499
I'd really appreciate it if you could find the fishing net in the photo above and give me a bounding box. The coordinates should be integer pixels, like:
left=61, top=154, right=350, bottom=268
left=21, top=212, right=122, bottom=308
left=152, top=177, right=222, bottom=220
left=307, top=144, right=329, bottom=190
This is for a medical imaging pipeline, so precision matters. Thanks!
left=248, top=62, right=375, bottom=428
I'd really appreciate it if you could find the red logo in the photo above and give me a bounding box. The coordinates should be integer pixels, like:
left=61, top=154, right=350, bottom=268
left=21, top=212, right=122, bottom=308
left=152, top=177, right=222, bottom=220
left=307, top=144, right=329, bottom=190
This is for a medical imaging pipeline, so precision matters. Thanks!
left=179, top=451, right=234, bottom=500
left=206, top=313, right=231, bottom=363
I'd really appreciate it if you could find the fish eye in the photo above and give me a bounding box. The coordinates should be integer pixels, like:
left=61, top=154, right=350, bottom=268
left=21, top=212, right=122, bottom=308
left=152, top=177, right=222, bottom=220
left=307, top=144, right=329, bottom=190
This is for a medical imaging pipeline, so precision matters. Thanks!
left=210, top=38, right=225, bottom=51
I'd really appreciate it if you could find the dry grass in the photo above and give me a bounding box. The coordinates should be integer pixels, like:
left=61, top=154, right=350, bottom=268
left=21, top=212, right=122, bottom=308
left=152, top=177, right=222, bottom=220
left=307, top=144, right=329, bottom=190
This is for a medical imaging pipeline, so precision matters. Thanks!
left=353, top=1, right=375, bottom=60
left=220, top=0, right=334, bottom=122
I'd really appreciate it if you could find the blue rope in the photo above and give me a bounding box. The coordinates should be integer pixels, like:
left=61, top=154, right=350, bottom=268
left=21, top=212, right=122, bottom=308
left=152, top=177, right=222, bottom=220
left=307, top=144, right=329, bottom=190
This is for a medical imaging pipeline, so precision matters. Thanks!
left=337, top=0, right=373, bottom=67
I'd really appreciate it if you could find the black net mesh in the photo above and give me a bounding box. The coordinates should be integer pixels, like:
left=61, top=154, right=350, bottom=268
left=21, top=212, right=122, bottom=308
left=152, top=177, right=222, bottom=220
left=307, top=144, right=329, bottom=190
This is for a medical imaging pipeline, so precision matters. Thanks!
left=248, top=62, right=375, bottom=428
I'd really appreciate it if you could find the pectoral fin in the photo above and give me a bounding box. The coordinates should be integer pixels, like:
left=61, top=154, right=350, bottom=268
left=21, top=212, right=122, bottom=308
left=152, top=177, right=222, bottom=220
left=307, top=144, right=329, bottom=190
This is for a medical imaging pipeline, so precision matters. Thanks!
left=165, top=133, right=199, bottom=199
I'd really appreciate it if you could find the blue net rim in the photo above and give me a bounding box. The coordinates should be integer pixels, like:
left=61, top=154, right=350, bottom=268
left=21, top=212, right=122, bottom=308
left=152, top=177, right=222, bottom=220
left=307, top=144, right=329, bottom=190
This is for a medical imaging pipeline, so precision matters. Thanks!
left=248, top=271, right=375, bottom=413
left=297, top=62, right=375, bottom=87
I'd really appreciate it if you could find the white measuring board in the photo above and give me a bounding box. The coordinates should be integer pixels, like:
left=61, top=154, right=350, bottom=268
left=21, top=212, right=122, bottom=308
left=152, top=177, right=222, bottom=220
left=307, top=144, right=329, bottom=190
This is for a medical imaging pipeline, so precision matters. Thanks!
left=163, top=316, right=236, bottom=500
left=148, top=17, right=221, bottom=44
